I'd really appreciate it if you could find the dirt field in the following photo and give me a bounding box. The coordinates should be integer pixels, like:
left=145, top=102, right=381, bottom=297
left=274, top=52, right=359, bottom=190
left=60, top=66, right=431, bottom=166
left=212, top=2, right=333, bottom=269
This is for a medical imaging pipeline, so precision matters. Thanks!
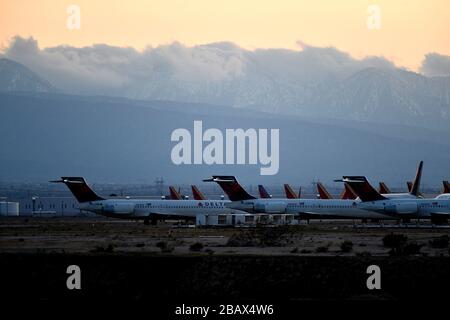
left=1, top=217, right=449, bottom=256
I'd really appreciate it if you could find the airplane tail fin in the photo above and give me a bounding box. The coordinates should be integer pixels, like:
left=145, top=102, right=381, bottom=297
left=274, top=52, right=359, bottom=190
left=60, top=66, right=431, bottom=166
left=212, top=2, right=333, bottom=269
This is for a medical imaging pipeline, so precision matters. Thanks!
left=340, top=184, right=357, bottom=200
left=443, top=181, right=450, bottom=194
left=258, top=185, right=271, bottom=198
left=169, top=186, right=183, bottom=200
left=191, top=185, right=207, bottom=200
left=407, top=181, right=413, bottom=192
left=378, top=182, right=391, bottom=194
left=203, top=176, right=256, bottom=201
left=336, top=176, right=387, bottom=202
left=317, top=182, right=333, bottom=199
left=409, top=161, right=423, bottom=197
left=50, top=177, right=104, bottom=203
left=284, top=184, right=298, bottom=199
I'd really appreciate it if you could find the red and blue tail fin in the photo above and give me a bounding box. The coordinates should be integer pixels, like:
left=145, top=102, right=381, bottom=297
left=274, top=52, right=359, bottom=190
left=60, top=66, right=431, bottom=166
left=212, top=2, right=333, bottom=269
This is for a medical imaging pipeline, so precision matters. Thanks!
left=378, top=182, right=391, bottom=194
left=284, top=184, right=298, bottom=199
left=204, top=176, right=256, bottom=201
left=337, top=176, right=387, bottom=202
left=169, top=186, right=183, bottom=200
left=317, top=182, right=333, bottom=199
left=258, top=185, right=272, bottom=198
left=340, top=184, right=357, bottom=199
left=442, top=181, right=449, bottom=194
left=191, top=185, right=207, bottom=200
left=50, top=177, right=104, bottom=203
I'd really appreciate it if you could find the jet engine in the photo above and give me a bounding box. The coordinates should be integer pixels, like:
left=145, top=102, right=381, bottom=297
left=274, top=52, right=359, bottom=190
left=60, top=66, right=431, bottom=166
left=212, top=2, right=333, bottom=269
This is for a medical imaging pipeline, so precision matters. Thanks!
left=253, top=202, right=287, bottom=213
left=103, top=203, right=135, bottom=215
left=384, top=202, right=418, bottom=215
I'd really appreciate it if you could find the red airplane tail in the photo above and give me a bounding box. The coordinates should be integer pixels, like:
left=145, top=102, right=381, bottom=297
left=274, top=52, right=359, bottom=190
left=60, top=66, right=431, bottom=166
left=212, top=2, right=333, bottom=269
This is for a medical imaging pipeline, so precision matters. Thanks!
left=443, top=181, right=450, bottom=193
left=169, top=186, right=183, bottom=200
left=284, top=184, right=298, bottom=199
left=258, top=185, right=272, bottom=198
left=203, top=176, right=256, bottom=201
left=317, top=182, right=333, bottom=199
left=340, top=184, right=357, bottom=199
left=378, top=182, right=391, bottom=194
left=50, top=177, right=104, bottom=203
left=191, top=185, right=207, bottom=200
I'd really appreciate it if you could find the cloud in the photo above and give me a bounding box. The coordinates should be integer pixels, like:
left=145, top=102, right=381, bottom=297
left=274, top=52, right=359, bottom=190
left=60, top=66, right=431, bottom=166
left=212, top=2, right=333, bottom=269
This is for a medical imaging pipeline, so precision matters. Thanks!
left=1, top=36, right=401, bottom=101
left=420, top=53, right=450, bottom=77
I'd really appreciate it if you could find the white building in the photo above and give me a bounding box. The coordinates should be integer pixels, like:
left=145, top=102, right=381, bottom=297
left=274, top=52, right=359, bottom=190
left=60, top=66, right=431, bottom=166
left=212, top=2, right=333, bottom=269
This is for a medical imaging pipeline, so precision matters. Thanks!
left=18, top=196, right=93, bottom=216
left=0, top=201, right=19, bottom=216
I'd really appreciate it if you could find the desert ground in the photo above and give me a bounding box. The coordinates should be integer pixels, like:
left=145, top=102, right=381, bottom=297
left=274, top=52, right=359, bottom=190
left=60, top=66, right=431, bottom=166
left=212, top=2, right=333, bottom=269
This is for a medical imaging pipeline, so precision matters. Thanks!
left=1, top=217, right=449, bottom=256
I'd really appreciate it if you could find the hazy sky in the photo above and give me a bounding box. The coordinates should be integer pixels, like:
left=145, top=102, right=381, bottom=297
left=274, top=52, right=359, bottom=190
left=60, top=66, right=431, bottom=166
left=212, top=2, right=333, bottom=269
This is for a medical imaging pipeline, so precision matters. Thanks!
left=0, top=0, right=449, bottom=71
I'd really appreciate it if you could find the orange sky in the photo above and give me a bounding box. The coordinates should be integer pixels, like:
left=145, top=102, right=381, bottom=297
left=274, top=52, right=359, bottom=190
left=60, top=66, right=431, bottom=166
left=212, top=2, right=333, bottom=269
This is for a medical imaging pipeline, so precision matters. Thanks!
left=0, top=0, right=449, bottom=71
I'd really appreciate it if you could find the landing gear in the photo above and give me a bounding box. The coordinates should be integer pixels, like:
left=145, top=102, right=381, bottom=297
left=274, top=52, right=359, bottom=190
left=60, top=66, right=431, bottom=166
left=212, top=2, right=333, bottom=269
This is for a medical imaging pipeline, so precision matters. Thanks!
left=143, top=219, right=150, bottom=225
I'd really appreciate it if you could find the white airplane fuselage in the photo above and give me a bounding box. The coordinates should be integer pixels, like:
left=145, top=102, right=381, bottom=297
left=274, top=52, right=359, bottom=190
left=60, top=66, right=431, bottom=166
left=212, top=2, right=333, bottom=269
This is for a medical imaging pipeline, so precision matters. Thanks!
left=76, top=194, right=450, bottom=221
left=357, top=197, right=450, bottom=218
left=226, top=197, right=450, bottom=219
left=78, top=199, right=236, bottom=219
left=226, top=198, right=388, bottom=219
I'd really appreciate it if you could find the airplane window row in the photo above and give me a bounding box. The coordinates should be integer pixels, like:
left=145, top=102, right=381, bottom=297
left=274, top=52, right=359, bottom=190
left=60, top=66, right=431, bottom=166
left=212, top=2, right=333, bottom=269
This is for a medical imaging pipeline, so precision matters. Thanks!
left=287, top=204, right=352, bottom=208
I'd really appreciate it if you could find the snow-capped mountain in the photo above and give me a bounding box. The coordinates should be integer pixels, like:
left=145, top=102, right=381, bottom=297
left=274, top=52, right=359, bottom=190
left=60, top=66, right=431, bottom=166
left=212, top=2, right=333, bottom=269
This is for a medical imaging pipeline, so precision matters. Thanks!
left=311, top=67, right=450, bottom=127
left=3, top=38, right=450, bottom=129
left=0, top=58, right=57, bottom=93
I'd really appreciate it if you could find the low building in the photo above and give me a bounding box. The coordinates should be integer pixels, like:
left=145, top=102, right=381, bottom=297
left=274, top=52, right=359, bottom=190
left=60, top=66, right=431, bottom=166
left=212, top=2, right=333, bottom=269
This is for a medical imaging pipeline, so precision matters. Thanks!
left=18, top=197, right=93, bottom=216
left=0, top=201, right=19, bottom=216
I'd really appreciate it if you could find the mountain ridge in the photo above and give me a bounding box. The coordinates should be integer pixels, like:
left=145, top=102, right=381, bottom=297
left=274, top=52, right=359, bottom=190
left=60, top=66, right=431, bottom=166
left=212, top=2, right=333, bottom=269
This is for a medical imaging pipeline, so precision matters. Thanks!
left=0, top=58, right=57, bottom=93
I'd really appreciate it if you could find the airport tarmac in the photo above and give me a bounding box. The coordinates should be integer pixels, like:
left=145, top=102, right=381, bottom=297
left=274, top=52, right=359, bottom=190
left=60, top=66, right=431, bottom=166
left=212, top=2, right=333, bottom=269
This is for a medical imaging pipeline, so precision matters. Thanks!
left=1, top=217, right=449, bottom=256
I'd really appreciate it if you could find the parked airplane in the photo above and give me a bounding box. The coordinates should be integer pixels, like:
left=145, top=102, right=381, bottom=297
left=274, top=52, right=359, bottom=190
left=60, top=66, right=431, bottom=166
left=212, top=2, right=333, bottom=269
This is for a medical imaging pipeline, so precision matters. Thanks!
left=374, top=161, right=424, bottom=200
left=204, top=176, right=400, bottom=220
left=405, top=180, right=450, bottom=197
left=52, top=177, right=241, bottom=224
left=339, top=175, right=450, bottom=223
left=380, top=181, right=422, bottom=196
